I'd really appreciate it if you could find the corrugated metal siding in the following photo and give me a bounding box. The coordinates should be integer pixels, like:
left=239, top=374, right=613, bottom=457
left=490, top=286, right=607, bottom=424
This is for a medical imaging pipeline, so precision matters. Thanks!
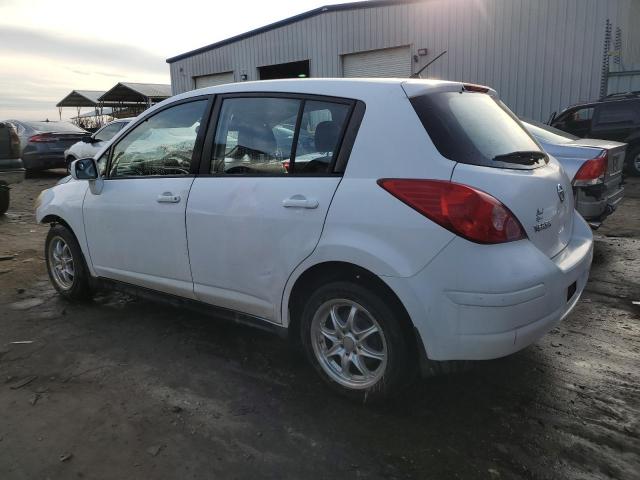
left=342, top=46, right=411, bottom=77
left=169, top=0, right=634, bottom=122
left=607, top=72, right=640, bottom=94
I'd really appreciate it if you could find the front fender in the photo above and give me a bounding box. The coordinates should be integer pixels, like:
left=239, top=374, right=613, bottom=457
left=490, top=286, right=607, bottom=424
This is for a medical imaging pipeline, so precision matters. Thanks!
left=36, top=181, right=95, bottom=276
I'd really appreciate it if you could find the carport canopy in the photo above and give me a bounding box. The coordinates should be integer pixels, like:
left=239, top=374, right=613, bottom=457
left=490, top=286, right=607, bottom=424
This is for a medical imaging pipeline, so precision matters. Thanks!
left=98, top=82, right=172, bottom=104
left=56, top=90, right=106, bottom=108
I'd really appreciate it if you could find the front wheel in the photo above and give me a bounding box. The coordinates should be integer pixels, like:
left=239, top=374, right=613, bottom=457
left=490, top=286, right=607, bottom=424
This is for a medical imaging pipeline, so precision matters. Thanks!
left=300, top=281, right=414, bottom=402
left=45, top=224, right=93, bottom=300
left=627, top=145, right=640, bottom=176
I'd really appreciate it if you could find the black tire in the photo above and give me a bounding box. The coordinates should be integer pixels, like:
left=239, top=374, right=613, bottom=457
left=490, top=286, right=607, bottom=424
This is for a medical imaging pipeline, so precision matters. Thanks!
left=627, top=145, right=640, bottom=176
left=300, top=281, right=414, bottom=402
left=45, top=224, right=93, bottom=301
left=0, top=186, right=9, bottom=215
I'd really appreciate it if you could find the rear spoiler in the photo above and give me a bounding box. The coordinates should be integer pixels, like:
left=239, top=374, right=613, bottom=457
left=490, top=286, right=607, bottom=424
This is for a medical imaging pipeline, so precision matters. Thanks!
left=401, top=80, right=498, bottom=99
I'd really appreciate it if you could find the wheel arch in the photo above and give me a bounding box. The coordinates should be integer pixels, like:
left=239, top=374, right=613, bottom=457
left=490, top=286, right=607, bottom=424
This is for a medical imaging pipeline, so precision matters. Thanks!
left=41, top=214, right=72, bottom=230
left=285, top=261, right=421, bottom=365
left=39, top=213, right=96, bottom=277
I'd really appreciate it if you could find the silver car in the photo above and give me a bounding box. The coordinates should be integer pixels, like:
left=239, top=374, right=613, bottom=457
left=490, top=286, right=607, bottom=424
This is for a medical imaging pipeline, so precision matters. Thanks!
left=4, top=120, right=87, bottom=172
left=523, top=119, right=625, bottom=228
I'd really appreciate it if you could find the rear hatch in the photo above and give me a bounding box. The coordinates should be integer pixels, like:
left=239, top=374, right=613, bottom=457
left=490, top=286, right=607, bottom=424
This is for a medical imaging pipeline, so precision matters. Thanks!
left=404, top=81, right=574, bottom=258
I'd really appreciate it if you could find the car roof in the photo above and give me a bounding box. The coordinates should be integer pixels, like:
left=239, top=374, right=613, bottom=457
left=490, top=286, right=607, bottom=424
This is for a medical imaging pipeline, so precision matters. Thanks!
left=561, top=94, right=640, bottom=112
left=142, top=78, right=493, bottom=120
left=176, top=78, right=470, bottom=100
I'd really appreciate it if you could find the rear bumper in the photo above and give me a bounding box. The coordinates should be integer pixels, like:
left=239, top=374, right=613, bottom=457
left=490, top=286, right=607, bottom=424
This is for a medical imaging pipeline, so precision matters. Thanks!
left=383, top=211, right=593, bottom=361
left=575, top=182, right=624, bottom=222
left=22, top=153, right=66, bottom=170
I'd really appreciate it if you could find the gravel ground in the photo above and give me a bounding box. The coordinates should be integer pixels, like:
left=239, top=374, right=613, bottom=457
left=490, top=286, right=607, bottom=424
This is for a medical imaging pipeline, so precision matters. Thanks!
left=0, top=171, right=638, bottom=480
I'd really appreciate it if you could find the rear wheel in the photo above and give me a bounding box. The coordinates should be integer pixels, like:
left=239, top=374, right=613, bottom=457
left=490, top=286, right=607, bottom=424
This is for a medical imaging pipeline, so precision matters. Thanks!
left=627, top=145, right=640, bottom=176
left=0, top=185, right=9, bottom=215
left=300, top=281, right=413, bottom=402
left=45, top=224, right=93, bottom=301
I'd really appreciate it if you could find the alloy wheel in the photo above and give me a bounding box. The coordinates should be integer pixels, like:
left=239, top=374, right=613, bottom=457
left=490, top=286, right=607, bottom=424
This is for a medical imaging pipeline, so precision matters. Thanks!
left=310, top=299, right=388, bottom=390
left=48, top=236, right=75, bottom=290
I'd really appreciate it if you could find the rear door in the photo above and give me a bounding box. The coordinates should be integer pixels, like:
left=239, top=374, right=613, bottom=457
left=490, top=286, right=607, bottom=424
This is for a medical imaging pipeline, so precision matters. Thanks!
left=186, top=94, right=355, bottom=321
left=408, top=86, right=574, bottom=258
left=590, top=100, right=640, bottom=142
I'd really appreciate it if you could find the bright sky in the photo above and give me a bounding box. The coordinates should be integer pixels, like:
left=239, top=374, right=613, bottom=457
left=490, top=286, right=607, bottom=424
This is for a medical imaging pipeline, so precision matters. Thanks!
left=0, top=0, right=354, bottom=121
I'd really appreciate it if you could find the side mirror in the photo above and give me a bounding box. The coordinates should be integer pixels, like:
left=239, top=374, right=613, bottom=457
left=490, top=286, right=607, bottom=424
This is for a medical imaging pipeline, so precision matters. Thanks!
left=70, top=158, right=98, bottom=181
left=81, top=135, right=94, bottom=144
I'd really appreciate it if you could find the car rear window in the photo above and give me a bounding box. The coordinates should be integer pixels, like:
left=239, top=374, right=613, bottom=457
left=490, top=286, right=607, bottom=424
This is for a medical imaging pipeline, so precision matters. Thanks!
left=410, top=91, right=545, bottom=169
left=24, top=121, right=85, bottom=133
left=522, top=118, right=579, bottom=144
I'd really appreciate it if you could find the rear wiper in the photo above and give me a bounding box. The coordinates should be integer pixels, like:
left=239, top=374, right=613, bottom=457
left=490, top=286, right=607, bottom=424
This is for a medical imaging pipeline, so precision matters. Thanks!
left=492, top=151, right=546, bottom=165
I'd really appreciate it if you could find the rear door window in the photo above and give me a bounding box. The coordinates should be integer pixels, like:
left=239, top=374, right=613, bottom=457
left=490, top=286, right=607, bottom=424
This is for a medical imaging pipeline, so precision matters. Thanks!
left=211, top=96, right=352, bottom=175
left=410, top=91, right=544, bottom=168
left=594, top=102, right=638, bottom=126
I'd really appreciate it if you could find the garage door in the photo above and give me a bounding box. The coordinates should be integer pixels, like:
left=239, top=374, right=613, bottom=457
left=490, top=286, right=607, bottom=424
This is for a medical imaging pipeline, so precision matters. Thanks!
left=194, top=72, right=235, bottom=89
left=342, top=46, right=411, bottom=78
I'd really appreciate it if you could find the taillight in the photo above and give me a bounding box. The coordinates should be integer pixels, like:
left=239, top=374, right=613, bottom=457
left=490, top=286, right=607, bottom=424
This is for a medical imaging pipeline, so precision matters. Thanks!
left=572, top=152, right=607, bottom=186
left=378, top=179, right=527, bottom=244
left=462, top=83, right=490, bottom=93
left=29, top=134, right=56, bottom=143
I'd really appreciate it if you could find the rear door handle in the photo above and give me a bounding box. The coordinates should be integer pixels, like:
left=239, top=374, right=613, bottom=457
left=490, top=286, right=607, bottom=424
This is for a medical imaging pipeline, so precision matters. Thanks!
left=157, top=192, right=181, bottom=203
left=282, top=195, right=319, bottom=209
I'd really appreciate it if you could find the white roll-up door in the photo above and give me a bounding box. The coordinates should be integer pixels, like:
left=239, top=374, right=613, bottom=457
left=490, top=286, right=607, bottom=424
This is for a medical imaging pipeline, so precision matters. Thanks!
left=342, top=46, right=411, bottom=78
left=194, top=72, right=235, bottom=89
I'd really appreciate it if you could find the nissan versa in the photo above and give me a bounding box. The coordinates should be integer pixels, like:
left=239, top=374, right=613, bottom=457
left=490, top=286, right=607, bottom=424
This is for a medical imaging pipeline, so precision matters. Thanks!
left=35, top=79, right=593, bottom=401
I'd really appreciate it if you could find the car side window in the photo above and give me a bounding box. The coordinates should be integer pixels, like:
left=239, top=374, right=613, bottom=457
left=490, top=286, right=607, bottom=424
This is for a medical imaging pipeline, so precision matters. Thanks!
left=292, top=101, right=350, bottom=174
left=94, top=123, right=123, bottom=142
left=212, top=97, right=300, bottom=175
left=109, top=100, right=207, bottom=178
left=595, top=102, right=637, bottom=125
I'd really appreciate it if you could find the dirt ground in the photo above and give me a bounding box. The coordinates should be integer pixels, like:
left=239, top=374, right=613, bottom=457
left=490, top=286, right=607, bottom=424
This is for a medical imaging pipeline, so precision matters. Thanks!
left=0, top=171, right=638, bottom=480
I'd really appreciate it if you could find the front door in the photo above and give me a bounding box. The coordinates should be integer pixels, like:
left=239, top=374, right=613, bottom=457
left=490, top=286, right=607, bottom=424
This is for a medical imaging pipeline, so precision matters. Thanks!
left=186, top=95, right=354, bottom=321
left=83, top=98, right=210, bottom=298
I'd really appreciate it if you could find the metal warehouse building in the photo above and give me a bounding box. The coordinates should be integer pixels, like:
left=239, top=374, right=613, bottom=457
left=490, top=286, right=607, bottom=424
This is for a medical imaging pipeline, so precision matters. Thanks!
left=167, top=0, right=640, bottom=122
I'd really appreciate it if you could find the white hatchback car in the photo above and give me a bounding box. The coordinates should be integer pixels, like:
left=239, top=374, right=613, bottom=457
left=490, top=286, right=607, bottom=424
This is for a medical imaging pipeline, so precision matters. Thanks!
left=36, top=79, right=593, bottom=400
left=64, top=118, right=133, bottom=169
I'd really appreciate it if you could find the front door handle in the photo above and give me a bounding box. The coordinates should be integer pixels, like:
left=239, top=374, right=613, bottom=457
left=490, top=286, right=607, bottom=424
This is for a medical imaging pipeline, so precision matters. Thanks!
left=157, top=192, right=181, bottom=203
left=282, top=195, right=319, bottom=209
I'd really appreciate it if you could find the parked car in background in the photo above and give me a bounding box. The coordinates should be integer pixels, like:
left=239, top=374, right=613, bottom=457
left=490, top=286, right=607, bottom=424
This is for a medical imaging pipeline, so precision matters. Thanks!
left=3, top=120, right=87, bottom=173
left=0, top=122, right=24, bottom=214
left=549, top=92, right=640, bottom=175
left=36, top=79, right=593, bottom=401
left=65, top=118, right=133, bottom=170
left=522, top=119, right=625, bottom=229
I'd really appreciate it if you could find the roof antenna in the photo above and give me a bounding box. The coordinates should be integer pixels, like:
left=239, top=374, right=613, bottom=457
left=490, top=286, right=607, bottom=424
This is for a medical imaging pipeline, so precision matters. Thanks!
left=411, top=50, right=447, bottom=79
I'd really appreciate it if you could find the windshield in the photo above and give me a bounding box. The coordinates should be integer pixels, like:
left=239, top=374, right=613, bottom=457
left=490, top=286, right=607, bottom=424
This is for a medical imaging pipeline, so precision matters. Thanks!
left=521, top=118, right=579, bottom=144
left=24, top=121, right=85, bottom=133
left=410, top=91, right=545, bottom=168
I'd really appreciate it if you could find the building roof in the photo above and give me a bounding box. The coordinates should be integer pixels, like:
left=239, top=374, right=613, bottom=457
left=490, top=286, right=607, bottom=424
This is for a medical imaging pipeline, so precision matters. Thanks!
left=98, top=83, right=172, bottom=103
left=56, top=90, right=106, bottom=107
left=166, top=0, right=422, bottom=63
